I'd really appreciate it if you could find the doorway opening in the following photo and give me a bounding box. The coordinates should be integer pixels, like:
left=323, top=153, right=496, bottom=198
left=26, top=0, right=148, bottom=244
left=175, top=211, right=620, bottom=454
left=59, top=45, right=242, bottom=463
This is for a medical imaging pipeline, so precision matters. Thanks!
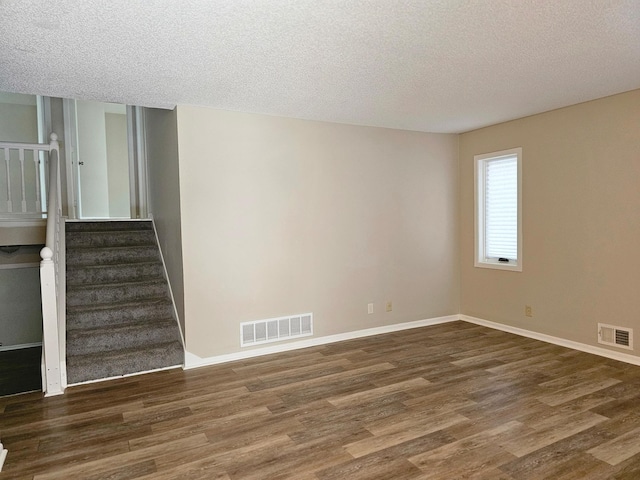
left=64, top=100, right=147, bottom=220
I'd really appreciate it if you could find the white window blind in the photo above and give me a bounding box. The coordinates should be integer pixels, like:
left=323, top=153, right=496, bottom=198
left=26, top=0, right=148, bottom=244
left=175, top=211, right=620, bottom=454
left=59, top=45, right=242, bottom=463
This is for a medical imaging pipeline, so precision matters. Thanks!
left=474, top=147, right=521, bottom=271
left=484, top=156, right=518, bottom=260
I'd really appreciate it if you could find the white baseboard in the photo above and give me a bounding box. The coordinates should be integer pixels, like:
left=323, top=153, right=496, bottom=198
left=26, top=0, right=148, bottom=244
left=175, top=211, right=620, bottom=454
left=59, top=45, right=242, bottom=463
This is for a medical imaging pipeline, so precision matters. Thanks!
left=185, top=313, right=640, bottom=370
left=460, top=314, right=640, bottom=367
left=0, top=342, right=42, bottom=352
left=184, top=314, right=459, bottom=369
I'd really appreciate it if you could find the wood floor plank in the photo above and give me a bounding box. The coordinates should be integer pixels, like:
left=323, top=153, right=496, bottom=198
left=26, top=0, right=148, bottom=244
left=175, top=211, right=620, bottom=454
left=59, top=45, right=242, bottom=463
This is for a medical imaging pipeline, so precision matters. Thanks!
left=538, top=364, right=622, bottom=389
left=128, top=407, right=268, bottom=451
left=153, top=464, right=231, bottom=480
left=216, top=436, right=351, bottom=480
left=499, top=424, right=617, bottom=480
left=317, top=455, right=423, bottom=480
left=327, top=377, right=430, bottom=407
left=500, top=411, right=608, bottom=457
left=484, top=351, right=564, bottom=375
left=77, top=460, right=157, bottom=480
left=345, top=410, right=468, bottom=458
left=2, top=321, right=640, bottom=479
left=518, top=452, right=611, bottom=480
left=536, top=377, right=622, bottom=406
left=135, top=459, right=230, bottom=480
left=1, top=399, right=147, bottom=436
left=607, top=451, right=640, bottom=479
left=32, top=434, right=209, bottom=480
left=587, top=425, right=640, bottom=465
left=152, top=405, right=270, bottom=434
left=408, top=421, right=523, bottom=477
left=451, top=343, right=545, bottom=368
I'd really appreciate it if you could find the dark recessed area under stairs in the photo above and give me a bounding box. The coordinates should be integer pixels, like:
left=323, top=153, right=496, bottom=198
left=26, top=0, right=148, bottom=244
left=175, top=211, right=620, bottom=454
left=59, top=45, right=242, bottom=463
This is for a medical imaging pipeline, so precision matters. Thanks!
left=65, top=221, right=183, bottom=384
left=0, top=346, right=42, bottom=397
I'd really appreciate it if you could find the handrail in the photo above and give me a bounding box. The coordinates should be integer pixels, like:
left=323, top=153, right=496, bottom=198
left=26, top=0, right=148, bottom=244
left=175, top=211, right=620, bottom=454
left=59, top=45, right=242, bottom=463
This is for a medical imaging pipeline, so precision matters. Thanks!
left=39, top=133, right=66, bottom=396
left=44, top=134, right=61, bottom=247
left=0, top=140, right=53, bottom=150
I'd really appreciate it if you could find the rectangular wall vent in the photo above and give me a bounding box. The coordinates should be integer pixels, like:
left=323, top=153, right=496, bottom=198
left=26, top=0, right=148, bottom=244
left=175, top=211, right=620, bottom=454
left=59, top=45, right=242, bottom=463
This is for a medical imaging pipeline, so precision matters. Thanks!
left=241, top=313, right=313, bottom=347
left=598, top=323, right=633, bottom=350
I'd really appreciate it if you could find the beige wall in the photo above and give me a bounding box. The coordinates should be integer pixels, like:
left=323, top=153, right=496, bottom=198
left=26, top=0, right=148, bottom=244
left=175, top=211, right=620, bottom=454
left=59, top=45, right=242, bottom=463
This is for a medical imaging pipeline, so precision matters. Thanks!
left=145, top=107, right=185, bottom=334
left=0, top=266, right=42, bottom=347
left=0, top=101, right=40, bottom=214
left=0, top=101, right=37, bottom=143
left=460, top=89, right=640, bottom=354
left=176, top=106, right=459, bottom=358
left=0, top=225, right=44, bottom=248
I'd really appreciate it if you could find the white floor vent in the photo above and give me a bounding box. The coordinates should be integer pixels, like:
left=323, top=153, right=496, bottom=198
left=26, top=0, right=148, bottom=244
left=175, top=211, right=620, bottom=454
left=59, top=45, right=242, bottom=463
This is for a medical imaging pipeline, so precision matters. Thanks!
left=241, top=313, right=313, bottom=347
left=598, top=323, right=633, bottom=350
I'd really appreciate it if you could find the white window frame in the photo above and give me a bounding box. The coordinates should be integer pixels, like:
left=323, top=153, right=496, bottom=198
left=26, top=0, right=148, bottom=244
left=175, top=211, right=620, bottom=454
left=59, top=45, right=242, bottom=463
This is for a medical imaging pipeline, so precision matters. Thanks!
left=474, top=147, right=522, bottom=272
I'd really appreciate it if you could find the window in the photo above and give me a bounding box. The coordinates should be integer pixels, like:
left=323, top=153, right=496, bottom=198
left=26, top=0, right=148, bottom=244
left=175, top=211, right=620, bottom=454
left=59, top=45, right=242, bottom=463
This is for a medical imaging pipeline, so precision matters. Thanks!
left=474, top=147, right=522, bottom=271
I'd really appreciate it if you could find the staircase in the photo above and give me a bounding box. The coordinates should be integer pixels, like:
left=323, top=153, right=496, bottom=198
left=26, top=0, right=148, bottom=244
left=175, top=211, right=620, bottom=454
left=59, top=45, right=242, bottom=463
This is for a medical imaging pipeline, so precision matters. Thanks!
left=65, top=221, right=183, bottom=384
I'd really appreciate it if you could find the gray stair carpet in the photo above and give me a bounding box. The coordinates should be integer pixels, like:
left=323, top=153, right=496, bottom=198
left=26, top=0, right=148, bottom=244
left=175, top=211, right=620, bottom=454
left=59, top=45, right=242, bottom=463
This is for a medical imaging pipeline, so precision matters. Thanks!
left=65, top=221, right=183, bottom=384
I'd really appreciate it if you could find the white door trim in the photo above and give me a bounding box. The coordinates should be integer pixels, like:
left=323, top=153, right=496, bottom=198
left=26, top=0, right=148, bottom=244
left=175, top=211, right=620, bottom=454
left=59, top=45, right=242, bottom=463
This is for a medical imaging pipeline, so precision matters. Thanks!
left=62, top=98, right=79, bottom=219
left=126, top=106, right=149, bottom=219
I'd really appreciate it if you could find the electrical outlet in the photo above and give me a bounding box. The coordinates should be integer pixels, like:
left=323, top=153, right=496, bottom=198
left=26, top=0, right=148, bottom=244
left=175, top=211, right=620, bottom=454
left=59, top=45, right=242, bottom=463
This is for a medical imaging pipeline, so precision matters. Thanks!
left=367, top=303, right=374, bottom=314
left=386, top=301, right=393, bottom=312
left=525, top=305, right=533, bottom=317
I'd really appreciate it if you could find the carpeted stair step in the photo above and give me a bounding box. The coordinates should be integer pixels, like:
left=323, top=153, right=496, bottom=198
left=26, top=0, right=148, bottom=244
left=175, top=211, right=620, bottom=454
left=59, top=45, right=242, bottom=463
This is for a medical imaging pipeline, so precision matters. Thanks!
left=66, top=341, right=183, bottom=384
left=67, top=279, right=169, bottom=307
left=67, top=261, right=164, bottom=286
left=67, top=318, right=180, bottom=356
left=66, top=220, right=153, bottom=233
left=66, top=245, right=160, bottom=267
left=65, top=220, right=184, bottom=385
left=66, top=298, right=175, bottom=330
left=66, top=229, right=156, bottom=248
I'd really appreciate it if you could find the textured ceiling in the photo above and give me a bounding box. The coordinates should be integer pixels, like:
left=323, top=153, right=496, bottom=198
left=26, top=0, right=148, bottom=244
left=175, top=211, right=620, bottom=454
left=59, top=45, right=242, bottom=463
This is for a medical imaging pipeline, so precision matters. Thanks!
left=1, top=1, right=639, bottom=133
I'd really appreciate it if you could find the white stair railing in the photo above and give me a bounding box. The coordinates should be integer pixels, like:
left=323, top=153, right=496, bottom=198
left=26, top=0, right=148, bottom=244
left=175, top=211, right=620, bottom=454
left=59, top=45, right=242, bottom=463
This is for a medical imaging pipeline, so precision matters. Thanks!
left=0, top=138, right=52, bottom=217
left=38, top=133, right=66, bottom=396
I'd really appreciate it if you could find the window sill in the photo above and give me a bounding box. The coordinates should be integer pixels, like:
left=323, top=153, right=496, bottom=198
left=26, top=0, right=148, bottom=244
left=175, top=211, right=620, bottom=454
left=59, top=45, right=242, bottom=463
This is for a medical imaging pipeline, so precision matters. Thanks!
left=474, top=260, right=522, bottom=272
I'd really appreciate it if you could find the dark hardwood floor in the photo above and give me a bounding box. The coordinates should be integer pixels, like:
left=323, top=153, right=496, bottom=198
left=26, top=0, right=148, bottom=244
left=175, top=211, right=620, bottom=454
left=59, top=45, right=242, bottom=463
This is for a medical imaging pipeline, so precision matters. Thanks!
left=2, top=321, right=640, bottom=479
left=0, top=346, right=42, bottom=397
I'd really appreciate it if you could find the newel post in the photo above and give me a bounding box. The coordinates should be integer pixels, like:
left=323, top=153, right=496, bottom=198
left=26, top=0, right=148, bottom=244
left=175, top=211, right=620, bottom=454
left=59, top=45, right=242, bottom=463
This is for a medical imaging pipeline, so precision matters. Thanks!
left=40, top=246, right=63, bottom=396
